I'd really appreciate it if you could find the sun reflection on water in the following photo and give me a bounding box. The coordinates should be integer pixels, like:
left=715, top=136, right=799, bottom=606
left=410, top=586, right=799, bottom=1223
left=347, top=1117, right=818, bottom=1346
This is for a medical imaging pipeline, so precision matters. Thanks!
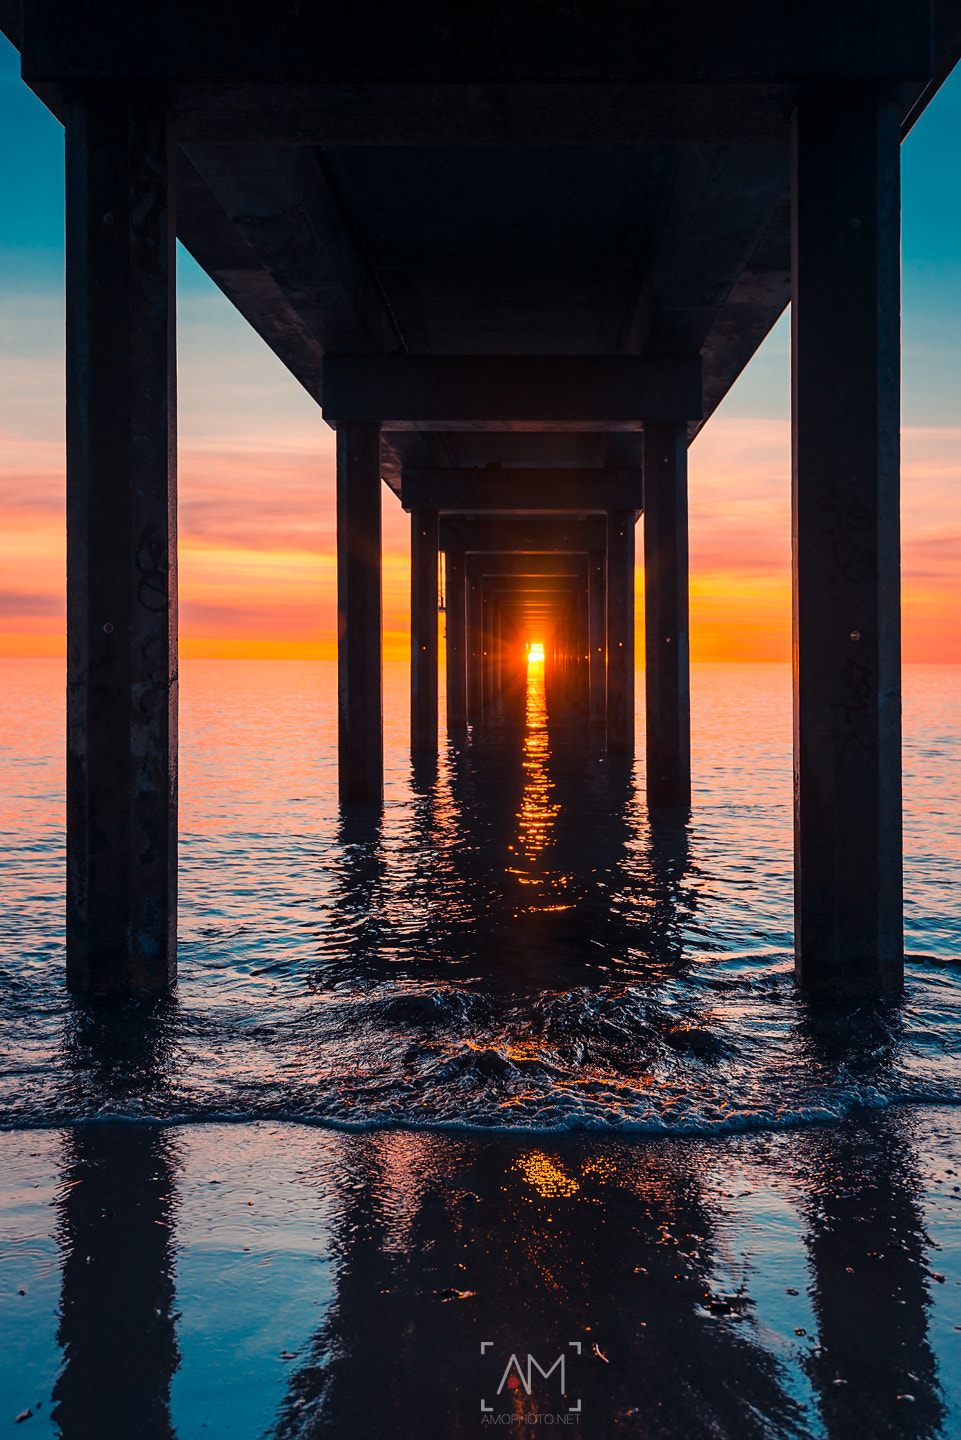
left=512, top=653, right=561, bottom=876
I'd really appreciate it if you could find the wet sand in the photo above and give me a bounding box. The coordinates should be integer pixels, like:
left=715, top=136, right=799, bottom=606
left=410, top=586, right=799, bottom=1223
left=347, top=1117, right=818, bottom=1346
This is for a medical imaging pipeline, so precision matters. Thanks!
left=4, top=1107, right=961, bottom=1438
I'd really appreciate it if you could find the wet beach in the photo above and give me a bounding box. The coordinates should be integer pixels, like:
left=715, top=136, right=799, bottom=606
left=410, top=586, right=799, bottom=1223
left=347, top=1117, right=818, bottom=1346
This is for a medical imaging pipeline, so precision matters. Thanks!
left=4, top=1112, right=961, bottom=1437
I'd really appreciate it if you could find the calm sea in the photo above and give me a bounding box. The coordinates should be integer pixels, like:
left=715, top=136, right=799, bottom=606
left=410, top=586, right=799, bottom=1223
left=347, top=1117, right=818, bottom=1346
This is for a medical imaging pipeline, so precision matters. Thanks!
left=1, top=658, right=959, bottom=1135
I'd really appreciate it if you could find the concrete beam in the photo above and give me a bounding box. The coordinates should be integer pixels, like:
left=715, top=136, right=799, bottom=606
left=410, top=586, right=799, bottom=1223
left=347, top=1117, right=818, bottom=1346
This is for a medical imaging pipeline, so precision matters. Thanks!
left=467, top=573, right=483, bottom=723
left=322, top=355, right=702, bottom=427
left=338, top=421, right=383, bottom=804
left=21, top=0, right=934, bottom=87
left=643, top=423, right=691, bottom=806
left=444, top=549, right=467, bottom=730
left=792, top=91, right=903, bottom=994
left=401, top=467, right=643, bottom=512
left=170, top=82, right=794, bottom=145
left=176, top=149, right=328, bottom=405
left=440, top=515, right=608, bottom=553
left=466, top=553, right=588, bottom=577
left=183, top=144, right=405, bottom=356
left=588, top=549, right=607, bottom=729
left=410, top=507, right=438, bottom=753
left=65, top=89, right=177, bottom=995
left=389, top=431, right=646, bottom=473
left=481, top=576, right=584, bottom=594
left=606, top=511, right=636, bottom=755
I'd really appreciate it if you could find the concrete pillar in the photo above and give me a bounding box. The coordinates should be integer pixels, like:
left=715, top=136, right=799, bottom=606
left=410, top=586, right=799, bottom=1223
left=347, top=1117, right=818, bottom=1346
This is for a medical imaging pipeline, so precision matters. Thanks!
left=643, top=423, right=691, bottom=807
left=493, top=601, right=504, bottom=705
left=482, top=586, right=495, bottom=711
left=606, top=511, right=635, bottom=755
left=65, top=91, right=177, bottom=994
left=576, top=578, right=590, bottom=715
left=445, top=550, right=467, bottom=730
left=337, top=421, right=383, bottom=804
left=410, top=507, right=438, bottom=752
left=467, top=574, right=483, bottom=723
left=589, top=549, right=607, bottom=729
left=792, top=92, right=902, bottom=994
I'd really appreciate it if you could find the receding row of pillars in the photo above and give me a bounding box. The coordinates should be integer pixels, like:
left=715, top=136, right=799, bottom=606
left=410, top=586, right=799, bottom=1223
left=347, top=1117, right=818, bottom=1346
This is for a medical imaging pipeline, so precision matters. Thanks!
left=338, top=430, right=692, bottom=801
left=62, top=87, right=903, bottom=995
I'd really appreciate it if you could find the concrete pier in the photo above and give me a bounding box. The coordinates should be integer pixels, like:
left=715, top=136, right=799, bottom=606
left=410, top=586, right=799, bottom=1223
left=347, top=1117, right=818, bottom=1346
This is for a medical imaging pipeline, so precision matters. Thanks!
left=7, top=0, right=945, bottom=996
left=65, top=91, right=177, bottom=994
left=445, top=550, right=467, bottom=731
left=606, top=511, right=636, bottom=755
left=337, top=421, right=383, bottom=805
left=643, top=423, right=691, bottom=808
left=791, top=93, right=903, bottom=993
left=589, top=549, right=607, bottom=730
left=410, top=507, right=438, bottom=753
left=467, top=574, right=483, bottom=724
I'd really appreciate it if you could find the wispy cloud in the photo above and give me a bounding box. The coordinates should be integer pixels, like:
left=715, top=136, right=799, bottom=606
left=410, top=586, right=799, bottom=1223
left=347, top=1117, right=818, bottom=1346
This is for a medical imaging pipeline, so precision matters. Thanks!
left=2, top=355, right=959, bottom=662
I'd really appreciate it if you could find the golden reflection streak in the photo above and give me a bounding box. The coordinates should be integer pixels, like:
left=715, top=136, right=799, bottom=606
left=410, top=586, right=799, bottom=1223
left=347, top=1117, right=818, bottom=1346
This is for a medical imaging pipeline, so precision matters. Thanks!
left=512, top=655, right=561, bottom=871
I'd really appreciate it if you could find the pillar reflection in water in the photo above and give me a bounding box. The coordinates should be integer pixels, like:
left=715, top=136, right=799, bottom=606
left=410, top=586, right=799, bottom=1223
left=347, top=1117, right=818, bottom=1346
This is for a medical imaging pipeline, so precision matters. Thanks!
left=316, top=653, right=695, bottom=988
left=264, top=1113, right=952, bottom=1439
left=269, top=1132, right=808, bottom=1439
left=800, top=1116, right=945, bottom=1439
left=53, top=1125, right=179, bottom=1440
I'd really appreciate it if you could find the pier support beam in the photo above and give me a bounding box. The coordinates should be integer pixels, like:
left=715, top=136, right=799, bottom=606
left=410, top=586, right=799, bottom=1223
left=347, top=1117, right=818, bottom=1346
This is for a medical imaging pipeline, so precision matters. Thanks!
left=589, top=549, right=606, bottom=728
left=792, top=92, right=902, bottom=993
left=65, top=90, right=177, bottom=994
left=467, top=573, right=483, bottom=723
left=337, top=421, right=383, bottom=804
left=410, top=507, right=438, bottom=752
left=606, top=511, right=635, bottom=754
left=445, top=550, right=467, bottom=730
left=643, top=423, right=691, bottom=807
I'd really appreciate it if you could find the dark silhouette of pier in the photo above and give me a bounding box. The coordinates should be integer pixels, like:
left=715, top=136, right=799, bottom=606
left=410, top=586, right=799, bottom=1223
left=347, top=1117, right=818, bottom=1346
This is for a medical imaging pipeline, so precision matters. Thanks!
left=1, top=0, right=959, bottom=994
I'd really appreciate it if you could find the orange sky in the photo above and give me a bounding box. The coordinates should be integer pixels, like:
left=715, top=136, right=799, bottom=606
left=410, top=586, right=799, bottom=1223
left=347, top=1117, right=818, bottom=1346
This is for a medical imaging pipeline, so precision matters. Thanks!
left=2, top=409, right=959, bottom=664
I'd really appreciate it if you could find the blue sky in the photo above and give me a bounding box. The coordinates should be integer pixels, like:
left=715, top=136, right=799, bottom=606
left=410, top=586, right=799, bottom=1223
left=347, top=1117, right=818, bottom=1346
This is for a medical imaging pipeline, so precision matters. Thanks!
left=2, top=32, right=961, bottom=424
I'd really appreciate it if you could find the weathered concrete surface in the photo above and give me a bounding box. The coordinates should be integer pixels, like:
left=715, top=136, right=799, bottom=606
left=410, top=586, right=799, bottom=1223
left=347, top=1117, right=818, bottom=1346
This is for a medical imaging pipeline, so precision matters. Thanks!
left=792, top=93, right=903, bottom=994
left=410, top=507, right=439, bottom=753
left=644, top=423, right=691, bottom=808
left=466, top=553, right=588, bottom=579
left=606, top=512, right=636, bottom=756
left=445, top=550, right=467, bottom=731
left=440, top=516, right=608, bottom=554
left=337, top=422, right=383, bottom=805
left=589, top=550, right=607, bottom=730
left=402, top=468, right=643, bottom=513
left=324, top=356, right=701, bottom=428
left=65, top=90, right=178, bottom=995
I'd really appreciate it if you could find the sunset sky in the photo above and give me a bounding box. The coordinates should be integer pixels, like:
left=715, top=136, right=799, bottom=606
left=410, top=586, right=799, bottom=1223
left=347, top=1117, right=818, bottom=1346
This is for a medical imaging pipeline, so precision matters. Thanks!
left=1, top=35, right=959, bottom=663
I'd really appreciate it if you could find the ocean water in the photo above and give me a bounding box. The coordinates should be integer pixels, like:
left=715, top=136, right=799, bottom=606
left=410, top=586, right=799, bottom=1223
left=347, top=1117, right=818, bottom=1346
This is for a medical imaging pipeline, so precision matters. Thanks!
left=0, top=658, right=959, bottom=1136
left=2, top=658, right=961, bottom=1438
